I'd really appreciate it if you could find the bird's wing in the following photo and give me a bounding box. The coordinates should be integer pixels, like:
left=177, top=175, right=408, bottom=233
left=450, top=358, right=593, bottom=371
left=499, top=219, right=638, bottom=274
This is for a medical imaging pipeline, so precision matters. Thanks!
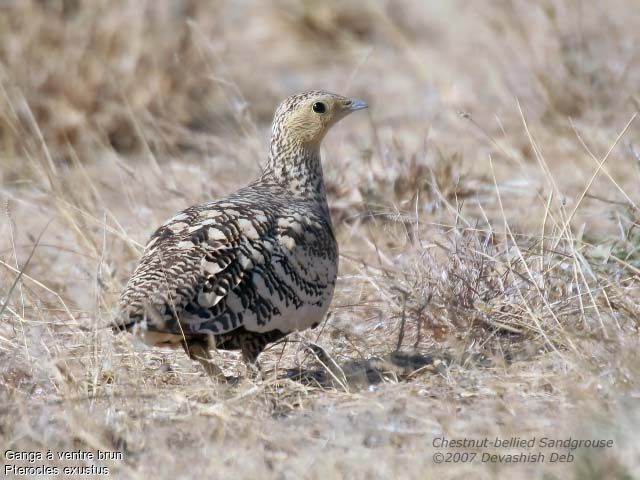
left=116, top=201, right=275, bottom=336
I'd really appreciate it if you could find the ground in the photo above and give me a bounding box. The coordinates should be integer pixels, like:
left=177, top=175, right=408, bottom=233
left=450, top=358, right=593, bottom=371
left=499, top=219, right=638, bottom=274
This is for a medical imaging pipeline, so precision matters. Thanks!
left=1, top=1, right=639, bottom=479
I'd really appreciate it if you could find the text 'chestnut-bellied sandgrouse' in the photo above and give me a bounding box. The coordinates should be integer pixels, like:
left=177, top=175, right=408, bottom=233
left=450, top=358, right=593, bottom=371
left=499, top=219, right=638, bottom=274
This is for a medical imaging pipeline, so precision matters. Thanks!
left=114, top=91, right=368, bottom=379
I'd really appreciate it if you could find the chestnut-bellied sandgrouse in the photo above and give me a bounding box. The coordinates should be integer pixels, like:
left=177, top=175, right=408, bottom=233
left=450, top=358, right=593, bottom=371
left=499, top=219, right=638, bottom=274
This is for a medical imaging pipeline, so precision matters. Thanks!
left=114, top=91, right=367, bottom=379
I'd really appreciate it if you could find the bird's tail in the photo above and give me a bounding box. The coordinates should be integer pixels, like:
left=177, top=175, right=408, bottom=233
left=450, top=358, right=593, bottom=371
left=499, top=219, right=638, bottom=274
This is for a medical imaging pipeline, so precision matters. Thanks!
left=111, top=299, right=167, bottom=334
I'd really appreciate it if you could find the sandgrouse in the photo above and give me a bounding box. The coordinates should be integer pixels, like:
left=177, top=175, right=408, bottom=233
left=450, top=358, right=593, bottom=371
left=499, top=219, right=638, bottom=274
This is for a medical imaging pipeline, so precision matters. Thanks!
left=115, top=91, right=367, bottom=379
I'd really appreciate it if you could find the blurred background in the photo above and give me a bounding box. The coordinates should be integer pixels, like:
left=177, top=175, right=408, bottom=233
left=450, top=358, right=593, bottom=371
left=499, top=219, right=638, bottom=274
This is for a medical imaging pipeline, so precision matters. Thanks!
left=2, top=0, right=638, bottom=176
left=1, top=1, right=639, bottom=478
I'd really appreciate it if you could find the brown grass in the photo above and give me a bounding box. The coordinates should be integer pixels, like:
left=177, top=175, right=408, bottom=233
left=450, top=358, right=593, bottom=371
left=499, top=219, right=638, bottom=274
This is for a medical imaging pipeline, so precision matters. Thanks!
left=1, top=1, right=640, bottom=478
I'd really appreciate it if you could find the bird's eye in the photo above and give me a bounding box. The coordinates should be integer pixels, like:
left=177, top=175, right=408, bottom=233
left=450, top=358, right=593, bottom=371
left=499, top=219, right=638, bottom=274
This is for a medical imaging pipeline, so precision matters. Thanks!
left=312, top=102, right=326, bottom=114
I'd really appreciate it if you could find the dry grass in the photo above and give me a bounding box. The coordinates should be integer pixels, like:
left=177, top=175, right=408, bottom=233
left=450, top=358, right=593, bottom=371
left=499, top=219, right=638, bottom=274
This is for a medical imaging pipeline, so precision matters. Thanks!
left=1, top=1, right=640, bottom=478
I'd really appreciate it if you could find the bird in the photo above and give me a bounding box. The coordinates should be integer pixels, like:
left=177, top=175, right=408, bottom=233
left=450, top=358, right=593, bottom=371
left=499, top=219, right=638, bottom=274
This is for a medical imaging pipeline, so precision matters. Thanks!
left=114, top=90, right=368, bottom=380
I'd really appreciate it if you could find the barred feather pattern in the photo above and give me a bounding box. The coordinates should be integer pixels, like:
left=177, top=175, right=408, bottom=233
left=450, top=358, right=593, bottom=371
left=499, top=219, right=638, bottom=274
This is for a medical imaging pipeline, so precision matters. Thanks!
left=116, top=91, right=364, bottom=364
left=118, top=181, right=337, bottom=339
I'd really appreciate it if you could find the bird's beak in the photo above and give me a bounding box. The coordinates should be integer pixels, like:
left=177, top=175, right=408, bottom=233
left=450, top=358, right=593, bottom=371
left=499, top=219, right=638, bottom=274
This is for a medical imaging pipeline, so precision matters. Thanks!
left=348, top=98, right=368, bottom=111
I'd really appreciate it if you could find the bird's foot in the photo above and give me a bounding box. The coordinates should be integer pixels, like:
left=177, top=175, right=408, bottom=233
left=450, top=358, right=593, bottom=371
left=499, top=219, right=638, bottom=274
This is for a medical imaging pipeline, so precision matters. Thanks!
left=244, top=361, right=263, bottom=383
left=301, top=340, right=348, bottom=390
left=184, top=340, right=226, bottom=382
left=195, top=357, right=227, bottom=382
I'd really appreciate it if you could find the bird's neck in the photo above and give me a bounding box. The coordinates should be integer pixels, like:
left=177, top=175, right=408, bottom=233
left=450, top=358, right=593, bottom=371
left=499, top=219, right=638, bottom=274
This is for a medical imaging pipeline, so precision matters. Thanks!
left=261, top=137, right=328, bottom=200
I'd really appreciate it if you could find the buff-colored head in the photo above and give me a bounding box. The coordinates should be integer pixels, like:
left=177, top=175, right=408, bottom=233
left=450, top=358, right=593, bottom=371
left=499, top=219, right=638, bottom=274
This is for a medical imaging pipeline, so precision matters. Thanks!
left=272, top=91, right=368, bottom=147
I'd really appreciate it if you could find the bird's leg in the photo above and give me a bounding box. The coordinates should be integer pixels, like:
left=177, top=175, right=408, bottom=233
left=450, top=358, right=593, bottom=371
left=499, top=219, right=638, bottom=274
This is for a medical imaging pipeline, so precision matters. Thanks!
left=240, top=340, right=263, bottom=382
left=182, top=338, right=225, bottom=381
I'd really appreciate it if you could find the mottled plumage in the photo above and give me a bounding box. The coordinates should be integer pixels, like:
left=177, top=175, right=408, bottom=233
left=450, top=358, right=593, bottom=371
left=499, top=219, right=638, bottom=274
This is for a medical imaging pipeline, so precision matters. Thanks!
left=115, top=91, right=367, bottom=378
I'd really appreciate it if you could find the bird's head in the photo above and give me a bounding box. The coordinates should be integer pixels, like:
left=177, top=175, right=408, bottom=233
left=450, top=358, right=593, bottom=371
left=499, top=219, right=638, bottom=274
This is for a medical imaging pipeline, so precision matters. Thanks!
left=271, top=91, right=368, bottom=148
